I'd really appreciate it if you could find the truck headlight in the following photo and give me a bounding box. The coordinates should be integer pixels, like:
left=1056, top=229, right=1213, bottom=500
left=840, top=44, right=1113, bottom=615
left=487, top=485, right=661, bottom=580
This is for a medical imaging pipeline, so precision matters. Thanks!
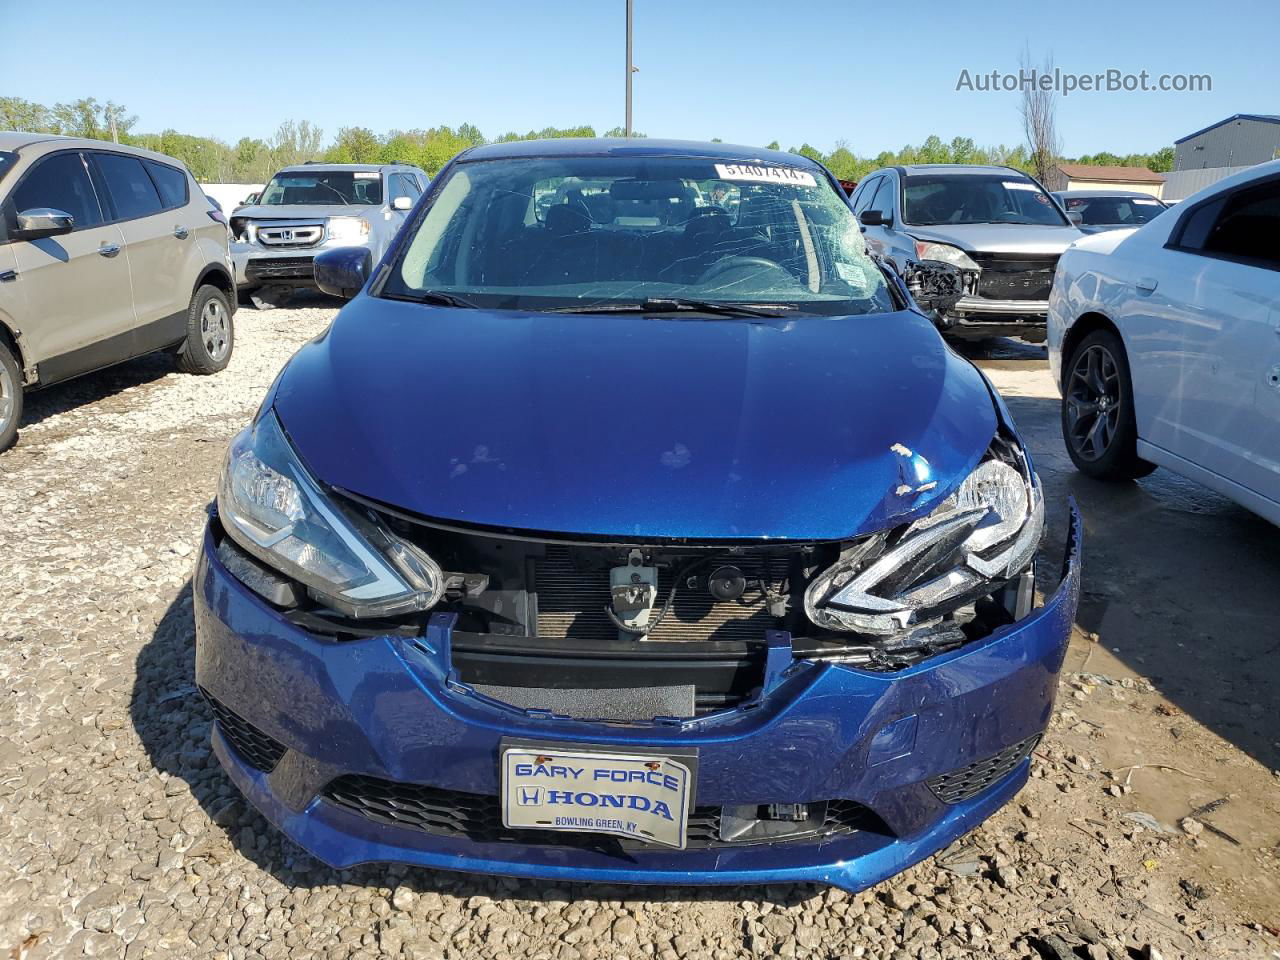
left=327, top=217, right=371, bottom=242
left=911, top=240, right=979, bottom=271
left=217, top=411, right=444, bottom=618
left=804, top=435, right=1043, bottom=634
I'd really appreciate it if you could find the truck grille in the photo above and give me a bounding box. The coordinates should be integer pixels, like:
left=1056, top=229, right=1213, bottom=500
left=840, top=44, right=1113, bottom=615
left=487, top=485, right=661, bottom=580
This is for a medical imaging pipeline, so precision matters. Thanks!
left=321, top=774, right=886, bottom=849
left=536, top=545, right=779, bottom=643
left=255, top=223, right=324, bottom=247
left=969, top=254, right=1058, bottom=302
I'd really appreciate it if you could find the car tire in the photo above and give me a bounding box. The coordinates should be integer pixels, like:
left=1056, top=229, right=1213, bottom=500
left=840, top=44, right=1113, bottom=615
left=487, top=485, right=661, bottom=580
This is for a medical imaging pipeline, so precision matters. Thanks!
left=1061, top=328, right=1155, bottom=480
left=0, top=339, right=22, bottom=453
left=177, top=285, right=235, bottom=375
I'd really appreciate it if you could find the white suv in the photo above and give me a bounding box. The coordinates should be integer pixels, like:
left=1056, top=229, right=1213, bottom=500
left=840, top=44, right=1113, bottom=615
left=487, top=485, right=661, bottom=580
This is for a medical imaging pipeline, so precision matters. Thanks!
left=0, top=133, right=236, bottom=451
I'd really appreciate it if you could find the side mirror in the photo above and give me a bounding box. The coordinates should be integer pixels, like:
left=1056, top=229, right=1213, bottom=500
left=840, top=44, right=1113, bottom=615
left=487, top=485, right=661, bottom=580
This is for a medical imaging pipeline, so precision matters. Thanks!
left=859, top=209, right=890, bottom=227
left=244, top=192, right=259, bottom=205
left=314, top=247, right=373, bottom=299
left=1066, top=210, right=1083, bottom=226
left=903, top=259, right=965, bottom=315
left=391, top=196, right=414, bottom=212
left=14, top=208, right=74, bottom=240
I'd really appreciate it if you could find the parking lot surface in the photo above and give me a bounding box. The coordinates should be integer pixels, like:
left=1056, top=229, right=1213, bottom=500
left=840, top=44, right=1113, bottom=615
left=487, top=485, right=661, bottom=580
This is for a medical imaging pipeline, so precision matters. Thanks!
left=1, top=306, right=1277, bottom=960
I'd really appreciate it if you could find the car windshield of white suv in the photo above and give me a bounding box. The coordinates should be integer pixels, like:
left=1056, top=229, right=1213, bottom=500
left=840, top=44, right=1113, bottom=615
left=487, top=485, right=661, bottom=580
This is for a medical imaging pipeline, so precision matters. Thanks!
left=258, top=170, right=383, bottom=206
left=904, top=175, right=1067, bottom=226
left=383, top=155, right=896, bottom=316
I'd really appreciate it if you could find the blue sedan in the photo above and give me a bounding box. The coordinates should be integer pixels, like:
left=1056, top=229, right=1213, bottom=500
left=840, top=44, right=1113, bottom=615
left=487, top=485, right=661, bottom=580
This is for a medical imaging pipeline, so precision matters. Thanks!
left=194, top=138, right=1080, bottom=892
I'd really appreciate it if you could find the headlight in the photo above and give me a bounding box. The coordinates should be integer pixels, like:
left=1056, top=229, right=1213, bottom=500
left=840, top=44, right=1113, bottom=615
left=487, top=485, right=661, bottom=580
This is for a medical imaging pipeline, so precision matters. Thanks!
left=911, top=240, right=979, bottom=271
left=805, top=435, right=1043, bottom=635
left=327, top=217, right=370, bottom=242
left=217, top=411, right=444, bottom=618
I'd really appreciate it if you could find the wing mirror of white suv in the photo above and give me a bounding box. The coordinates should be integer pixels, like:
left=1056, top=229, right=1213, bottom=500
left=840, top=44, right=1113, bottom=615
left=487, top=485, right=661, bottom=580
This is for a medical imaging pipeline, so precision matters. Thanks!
left=13, top=208, right=75, bottom=240
left=859, top=209, right=892, bottom=228
left=391, top=196, right=414, bottom=212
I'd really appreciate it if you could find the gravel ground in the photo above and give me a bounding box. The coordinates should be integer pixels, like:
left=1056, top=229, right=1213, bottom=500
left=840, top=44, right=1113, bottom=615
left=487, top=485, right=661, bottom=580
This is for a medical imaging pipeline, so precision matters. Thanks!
left=1, top=305, right=1277, bottom=960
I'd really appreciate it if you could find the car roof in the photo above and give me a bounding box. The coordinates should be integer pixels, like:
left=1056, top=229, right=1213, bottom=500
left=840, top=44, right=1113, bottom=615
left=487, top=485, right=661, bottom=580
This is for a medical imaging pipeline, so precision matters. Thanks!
left=0, top=131, right=183, bottom=165
left=1053, top=189, right=1162, bottom=199
left=276, top=163, right=413, bottom=174
left=459, top=137, right=825, bottom=170
left=895, top=164, right=1033, bottom=178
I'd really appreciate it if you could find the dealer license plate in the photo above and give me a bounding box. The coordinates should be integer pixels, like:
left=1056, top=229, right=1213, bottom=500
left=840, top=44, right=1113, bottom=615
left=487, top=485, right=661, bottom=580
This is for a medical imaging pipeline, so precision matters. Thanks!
left=501, top=744, right=693, bottom=849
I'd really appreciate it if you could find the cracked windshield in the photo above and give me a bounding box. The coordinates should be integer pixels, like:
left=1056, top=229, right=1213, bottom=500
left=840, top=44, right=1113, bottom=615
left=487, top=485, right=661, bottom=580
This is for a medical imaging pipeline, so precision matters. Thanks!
left=386, top=156, right=894, bottom=314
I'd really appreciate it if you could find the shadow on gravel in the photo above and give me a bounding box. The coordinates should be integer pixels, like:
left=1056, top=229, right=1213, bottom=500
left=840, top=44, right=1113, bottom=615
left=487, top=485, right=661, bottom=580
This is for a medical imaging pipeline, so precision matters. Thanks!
left=20, top=350, right=175, bottom=430
left=129, top=581, right=819, bottom=906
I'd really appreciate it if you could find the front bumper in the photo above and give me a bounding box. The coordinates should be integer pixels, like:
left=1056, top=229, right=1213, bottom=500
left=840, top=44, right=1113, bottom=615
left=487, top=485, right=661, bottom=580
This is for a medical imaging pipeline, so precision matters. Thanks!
left=193, top=509, right=1081, bottom=892
left=940, top=297, right=1050, bottom=340
left=232, top=239, right=375, bottom=287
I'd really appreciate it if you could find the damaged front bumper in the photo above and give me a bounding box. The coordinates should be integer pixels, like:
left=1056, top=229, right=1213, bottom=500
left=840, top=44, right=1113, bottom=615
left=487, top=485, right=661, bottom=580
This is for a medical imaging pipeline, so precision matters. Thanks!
left=193, top=507, right=1081, bottom=892
left=232, top=238, right=377, bottom=289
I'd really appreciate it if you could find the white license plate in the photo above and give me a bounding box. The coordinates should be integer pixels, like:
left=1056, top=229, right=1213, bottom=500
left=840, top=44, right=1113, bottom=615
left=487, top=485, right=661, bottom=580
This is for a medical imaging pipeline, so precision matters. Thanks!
left=501, top=746, right=693, bottom=849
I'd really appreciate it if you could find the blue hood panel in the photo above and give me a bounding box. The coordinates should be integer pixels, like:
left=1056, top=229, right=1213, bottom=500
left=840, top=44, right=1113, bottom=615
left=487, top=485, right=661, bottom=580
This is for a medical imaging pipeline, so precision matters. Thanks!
left=273, top=299, right=997, bottom=540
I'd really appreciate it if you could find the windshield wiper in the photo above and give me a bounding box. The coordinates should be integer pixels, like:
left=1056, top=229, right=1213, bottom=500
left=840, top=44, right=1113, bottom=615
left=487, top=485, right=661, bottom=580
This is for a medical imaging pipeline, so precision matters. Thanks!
left=386, top=290, right=481, bottom=309
left=545, top=297, right=791, bottom=318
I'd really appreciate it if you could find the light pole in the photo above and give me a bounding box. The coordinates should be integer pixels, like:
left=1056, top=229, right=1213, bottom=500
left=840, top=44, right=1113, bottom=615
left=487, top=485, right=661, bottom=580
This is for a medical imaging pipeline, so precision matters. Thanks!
left=625, top=0, right=633, bottom=138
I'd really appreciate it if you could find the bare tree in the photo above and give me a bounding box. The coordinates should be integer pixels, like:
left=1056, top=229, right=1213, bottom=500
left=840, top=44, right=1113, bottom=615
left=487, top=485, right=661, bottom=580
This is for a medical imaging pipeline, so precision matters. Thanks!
left=1018, top=47, right=1061, bottom=184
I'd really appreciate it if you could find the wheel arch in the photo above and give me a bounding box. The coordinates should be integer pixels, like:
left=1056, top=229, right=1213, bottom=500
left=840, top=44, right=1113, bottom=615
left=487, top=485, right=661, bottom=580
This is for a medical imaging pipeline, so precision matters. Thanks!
left=1060, top=311, right=1124, bottom=392
left=0, top=319, right=32, bottom=385
left=194, top=264, right=236, bottom=314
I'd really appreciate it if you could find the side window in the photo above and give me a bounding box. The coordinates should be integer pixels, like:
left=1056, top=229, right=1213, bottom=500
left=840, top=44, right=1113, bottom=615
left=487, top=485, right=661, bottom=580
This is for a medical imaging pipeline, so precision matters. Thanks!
left=10, top=152, right=104, bottom=231
left=145, top=160, right=189, bottom=210
left=1201, top=180, right=1280, bottom=267
left=868, top=177, right=895, bottom=217
left=390, top=173, right=421, bottom=203
left=94, top=153, right=163, bottom=221
left=1172, top=197, right=1225, bottom=251
left=851, top=176, right=880, bottom=214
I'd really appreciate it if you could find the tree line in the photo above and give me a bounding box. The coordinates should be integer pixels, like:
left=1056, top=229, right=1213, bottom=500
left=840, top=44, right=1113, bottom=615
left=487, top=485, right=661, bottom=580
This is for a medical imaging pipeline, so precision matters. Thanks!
left=1, top=95, right=1174, bottom=184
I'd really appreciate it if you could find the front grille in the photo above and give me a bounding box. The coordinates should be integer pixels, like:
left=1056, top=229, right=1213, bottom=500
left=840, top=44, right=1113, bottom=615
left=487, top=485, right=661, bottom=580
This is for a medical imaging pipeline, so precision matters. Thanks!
left=322, top=774, right=884, bottom=850
left=200, top=687, right=287, bottom=773
left=245, top=257, right=315, bottom=281
left=536, top=545, right=781, bottom=643
left=257, top=224, right=324, bottom=247
left=969, top=254, right=1058, bottom=301
left=927, top=734, right=1040, bottom=803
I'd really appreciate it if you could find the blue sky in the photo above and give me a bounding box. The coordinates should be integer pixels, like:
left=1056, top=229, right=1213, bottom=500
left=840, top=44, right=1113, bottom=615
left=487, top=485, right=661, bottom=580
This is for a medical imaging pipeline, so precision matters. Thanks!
left=2, top=0, right=1275, bottom=156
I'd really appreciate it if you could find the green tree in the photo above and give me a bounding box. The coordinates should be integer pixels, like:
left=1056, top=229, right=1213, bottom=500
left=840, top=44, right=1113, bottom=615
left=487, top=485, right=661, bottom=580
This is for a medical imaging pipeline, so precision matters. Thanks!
left=0, top=96, right=55, bottom=132
left=325, top=126, right=381, bottom=163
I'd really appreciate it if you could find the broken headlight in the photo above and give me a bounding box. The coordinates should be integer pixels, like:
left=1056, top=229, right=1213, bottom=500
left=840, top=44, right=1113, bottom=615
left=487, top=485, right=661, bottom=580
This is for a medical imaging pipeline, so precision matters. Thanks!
left=804, top=436, right=1043, bottom=635
left=217, top=411, right=445, bottom=618
left=911, top=240, right=979, bottom=271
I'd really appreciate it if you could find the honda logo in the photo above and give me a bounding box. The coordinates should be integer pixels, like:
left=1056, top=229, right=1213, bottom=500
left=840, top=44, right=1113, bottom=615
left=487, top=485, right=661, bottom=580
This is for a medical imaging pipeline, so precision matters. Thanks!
left=280, top=229, right=294, bottom=242
left=517, top=786, right=543, bottom=806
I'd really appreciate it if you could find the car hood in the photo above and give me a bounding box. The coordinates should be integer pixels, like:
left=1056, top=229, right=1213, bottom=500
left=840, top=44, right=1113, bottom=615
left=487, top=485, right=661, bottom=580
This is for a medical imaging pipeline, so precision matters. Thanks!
left=272, top=299, right=998, bottom=540
left=905, top=222, right=1083, bottom=256
left=232, top=203, right=379, bottom=220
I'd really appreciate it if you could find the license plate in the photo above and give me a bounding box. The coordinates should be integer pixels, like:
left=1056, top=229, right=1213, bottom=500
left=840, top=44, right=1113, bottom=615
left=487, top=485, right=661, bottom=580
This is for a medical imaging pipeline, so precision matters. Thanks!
left=501, top=744, right=693, bottom=849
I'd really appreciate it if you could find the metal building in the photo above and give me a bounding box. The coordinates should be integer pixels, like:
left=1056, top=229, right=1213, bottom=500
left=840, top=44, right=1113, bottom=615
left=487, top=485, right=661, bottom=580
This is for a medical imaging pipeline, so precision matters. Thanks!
left=1174, top=114, right=1280, bottom=170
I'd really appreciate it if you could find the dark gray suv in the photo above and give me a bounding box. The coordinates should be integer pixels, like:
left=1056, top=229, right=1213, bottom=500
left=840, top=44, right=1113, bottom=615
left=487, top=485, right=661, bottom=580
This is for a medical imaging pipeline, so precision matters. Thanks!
left=849, top=164, right=1082, bottom=341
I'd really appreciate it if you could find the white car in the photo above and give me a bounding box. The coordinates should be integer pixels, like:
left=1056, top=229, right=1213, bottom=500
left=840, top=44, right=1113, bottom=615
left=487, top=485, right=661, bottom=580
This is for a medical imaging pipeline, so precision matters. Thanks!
left=1048, top=159, right=1280, bottom=525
